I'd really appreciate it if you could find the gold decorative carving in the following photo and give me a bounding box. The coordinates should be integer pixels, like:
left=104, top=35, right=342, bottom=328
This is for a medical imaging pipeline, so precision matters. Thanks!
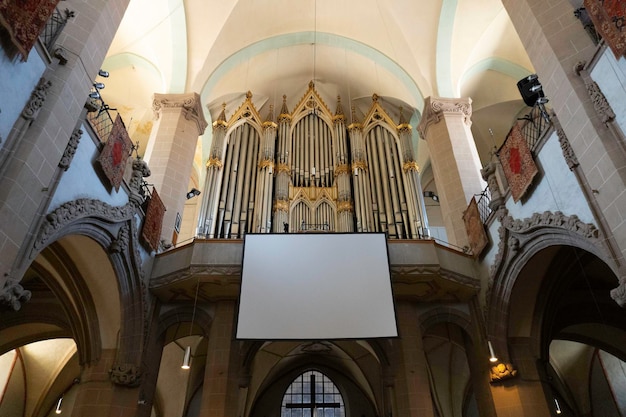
left=352, top=160, right=368, bottom=172
left=206, top=157, right=223, bottom=169
left=258, top=159, right=274, bottom=169
left=397, top=123, right=412, bottom=134
left=403, top=161, right=419, bottom=172
left=275, top=163, right=290, bottom=174
left=274, top=199, right=289, bottom=212
left=337, top=200, right=354, bottom=213
left=334, top=164, right=351, bottom=177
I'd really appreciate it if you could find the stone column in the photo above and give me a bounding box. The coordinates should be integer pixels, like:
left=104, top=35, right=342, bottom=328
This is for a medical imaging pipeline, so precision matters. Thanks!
left=144, top=93, right=208, bottom=246
left=199, top=301, right=239, bottom=417
left=391, top=301, right=434, bottom=417
left=417, top=97, right=486, bottom=248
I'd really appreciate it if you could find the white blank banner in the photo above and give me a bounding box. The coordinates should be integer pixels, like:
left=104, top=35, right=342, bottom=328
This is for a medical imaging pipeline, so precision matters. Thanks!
left=236, top=233, right=397, bottom=340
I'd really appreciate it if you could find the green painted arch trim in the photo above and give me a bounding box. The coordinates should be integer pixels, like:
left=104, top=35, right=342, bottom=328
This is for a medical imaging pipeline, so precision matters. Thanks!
left=200, top=31, right=424, bottom=112
left=436, top=0, right=458, bottom=98
left=458, top=57, right=532, bottom=96
left=199, top=31, right=426, bottom=164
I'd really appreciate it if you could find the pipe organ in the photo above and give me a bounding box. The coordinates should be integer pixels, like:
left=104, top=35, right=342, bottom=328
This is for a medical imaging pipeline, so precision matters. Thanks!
left=197, top=83, right=427, bottom=239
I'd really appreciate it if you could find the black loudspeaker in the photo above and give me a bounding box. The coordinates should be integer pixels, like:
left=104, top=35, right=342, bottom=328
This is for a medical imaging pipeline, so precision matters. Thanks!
left=517, top=74, right=544, bottom=107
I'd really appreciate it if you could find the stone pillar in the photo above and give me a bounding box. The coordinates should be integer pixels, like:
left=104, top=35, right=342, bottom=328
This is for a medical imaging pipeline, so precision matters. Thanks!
left=391, top=301, right=434, bottom=417
left=144, top=93, right=208, bottom=246
left=417, top=97, right=486, bottom=248
left=199, top=301, right=239, bottom=417
left=72, top=349, right=141, bottom=417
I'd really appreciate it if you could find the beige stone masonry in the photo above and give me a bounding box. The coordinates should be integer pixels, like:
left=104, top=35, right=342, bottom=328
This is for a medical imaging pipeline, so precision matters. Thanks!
left=417, top=97, right=486, bottom=248
left=144, top=93, right=208, bottom=247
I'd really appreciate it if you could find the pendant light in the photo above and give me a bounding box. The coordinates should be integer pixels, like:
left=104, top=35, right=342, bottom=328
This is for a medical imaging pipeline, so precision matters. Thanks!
left=182, top=279, right=200, bottom=369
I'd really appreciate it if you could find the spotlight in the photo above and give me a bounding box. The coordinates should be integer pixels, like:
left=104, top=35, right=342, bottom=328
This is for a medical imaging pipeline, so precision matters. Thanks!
left=88, top=91, right=100, bottom=99
left=536, top=97, right=549, bottom=105
left=93, top=82, right=105, bottom=90
left=423, top=191, right=439, bottom=202
left=98, top=69, right=109, bottom=78
left=186, top=188, right=201, bottom=199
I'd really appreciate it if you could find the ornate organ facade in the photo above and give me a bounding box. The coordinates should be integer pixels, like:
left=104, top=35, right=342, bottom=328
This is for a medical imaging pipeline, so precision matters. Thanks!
left=197, top=82, right=427, bottom=239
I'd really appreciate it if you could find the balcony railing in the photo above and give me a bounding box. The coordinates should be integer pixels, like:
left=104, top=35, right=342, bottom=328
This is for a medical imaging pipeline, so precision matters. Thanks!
left=87, top=101, right=117, bottom=142
left=39, top=8, right=75, bottom=52
left=475, top=187, right=492, bottom=224
left=518, top=104, right=551, bottom=152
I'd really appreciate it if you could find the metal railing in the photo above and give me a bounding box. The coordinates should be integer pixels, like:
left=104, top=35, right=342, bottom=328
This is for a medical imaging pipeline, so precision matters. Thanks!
left=39, top=8, right=75, bottom=52
left=518, top=104, right=551, bottom=152
left=86, top=101, right=117, bottom=142
left=475, top=187, right=493, bottom=224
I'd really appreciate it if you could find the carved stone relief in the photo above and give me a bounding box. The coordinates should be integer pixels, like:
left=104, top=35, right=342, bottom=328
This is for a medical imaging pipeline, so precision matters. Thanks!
left=0, top=276, right=32, bottom=311
left=58, top=128, right=83, bottom=171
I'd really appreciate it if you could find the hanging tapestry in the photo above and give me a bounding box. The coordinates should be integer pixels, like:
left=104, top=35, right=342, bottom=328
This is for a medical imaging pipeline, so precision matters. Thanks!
left=142, top=188, right=166, bottom=252
left=584, top=0, right=626, bottom=57
left=0, top=0, right=61, bottom=60
left=498, top=124, right=538, bottom=203
left=463, top=197, right=489, bottom=258
left=97, top=114, right=133, bottom=192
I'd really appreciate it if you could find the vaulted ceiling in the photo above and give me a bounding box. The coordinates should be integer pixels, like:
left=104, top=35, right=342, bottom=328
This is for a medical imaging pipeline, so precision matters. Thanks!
left=100, top=0, right=534, bottom=175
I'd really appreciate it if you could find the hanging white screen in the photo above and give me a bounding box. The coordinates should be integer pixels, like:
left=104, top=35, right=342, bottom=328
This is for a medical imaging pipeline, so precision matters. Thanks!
left=236, top=233, right=397, bottom=340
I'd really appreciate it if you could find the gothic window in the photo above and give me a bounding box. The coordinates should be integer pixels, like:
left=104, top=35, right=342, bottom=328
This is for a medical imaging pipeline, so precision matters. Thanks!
left=282, top=370, right=345, bottom=417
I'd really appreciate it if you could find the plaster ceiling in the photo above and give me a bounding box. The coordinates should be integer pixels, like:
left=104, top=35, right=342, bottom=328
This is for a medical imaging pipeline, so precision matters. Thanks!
left=99, top=0, right=534, bottom=173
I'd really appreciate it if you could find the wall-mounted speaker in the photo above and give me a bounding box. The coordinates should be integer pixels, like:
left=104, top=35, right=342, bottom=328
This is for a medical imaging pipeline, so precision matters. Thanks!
left=517, top=74, right=545, bottom=107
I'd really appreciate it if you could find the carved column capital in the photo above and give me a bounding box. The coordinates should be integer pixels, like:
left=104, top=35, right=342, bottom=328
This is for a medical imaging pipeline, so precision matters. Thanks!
left=153, top=92, right=208, bottom=135
left=417, top=96, right=473, bottom=139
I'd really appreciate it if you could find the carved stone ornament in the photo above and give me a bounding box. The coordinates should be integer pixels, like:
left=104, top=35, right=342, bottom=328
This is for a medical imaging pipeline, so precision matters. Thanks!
left=610, top=278, right=626, bottom=308
left=129, top=158, right=151, bottom=207
left=417, top=96, right=472, bottom=139
left=152, top=92, right=208, bottom=135
left=481, top=161, right=504, bottom=210
left=22, top=78, right=52, bottom=120
left=0, top=277, right=32, bottom=311
left=58, top=128, right=83, bottom=171
left=551, top=114, right=580, bottom=171
left=488, top=210, right=600, bottom=294
left=489, top=362, right=518, bottom=383
left=109, top=224, right=130, bottom=254
left=35, top=199, right=135, bottom=251
left=586, top=80, right=616, bottom=125
left=337, top=200, right=354, bottom=214
left=109, top=363, right=141, bottom=387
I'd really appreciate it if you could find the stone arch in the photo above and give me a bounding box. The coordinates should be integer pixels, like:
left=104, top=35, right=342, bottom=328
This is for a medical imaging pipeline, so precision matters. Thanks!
left=487, top=209, right=619, bottom=363
left=418, top=306, right=481, bottom=417
left=243, top=341, right=385, bottom=417
left=25, top=198, right=148, bottom=374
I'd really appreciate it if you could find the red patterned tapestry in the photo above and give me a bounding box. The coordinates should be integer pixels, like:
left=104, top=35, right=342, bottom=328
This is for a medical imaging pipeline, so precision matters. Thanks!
left=0, top=0, right=61, bottom=60
left=584, top=0, right=626, bottom=57
left=142, top=188, right=166, bottom=252
left=463, top=197, right=489, bottom=258
left=498, top=124, right=538, bottom=203
left=97, top=114, right=133, bottom=192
